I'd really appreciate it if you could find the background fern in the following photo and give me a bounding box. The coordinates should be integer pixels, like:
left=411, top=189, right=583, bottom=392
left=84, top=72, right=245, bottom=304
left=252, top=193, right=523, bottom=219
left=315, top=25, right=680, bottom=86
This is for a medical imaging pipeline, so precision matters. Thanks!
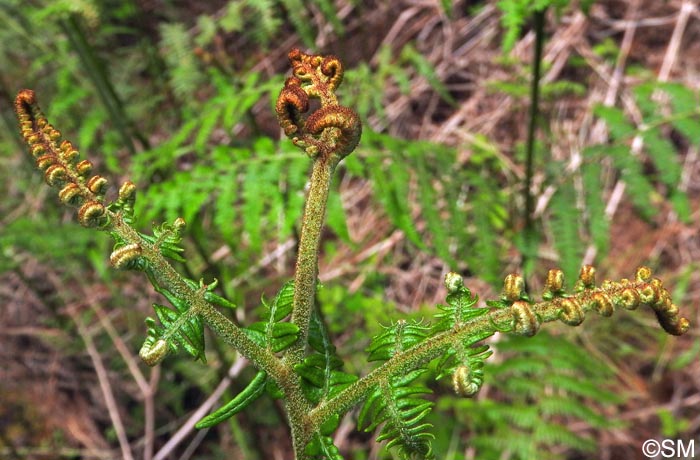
left=431, top=332, right=619, bottom=459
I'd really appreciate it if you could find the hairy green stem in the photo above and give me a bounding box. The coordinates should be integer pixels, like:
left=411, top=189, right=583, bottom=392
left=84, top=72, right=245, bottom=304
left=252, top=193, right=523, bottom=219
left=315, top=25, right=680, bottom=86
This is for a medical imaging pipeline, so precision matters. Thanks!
left=110, top=213, right=284, bottom=376
left=288, top=156, right=338, bottom=364
left=114, top=209, right=320, bottom=452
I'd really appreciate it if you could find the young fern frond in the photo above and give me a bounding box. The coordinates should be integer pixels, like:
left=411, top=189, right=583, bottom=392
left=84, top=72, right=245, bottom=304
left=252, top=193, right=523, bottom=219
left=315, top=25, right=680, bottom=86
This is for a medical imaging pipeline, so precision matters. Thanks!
left=244, top=280, right=300, bottom=353
left=360, top=320, right=435, bottom=459
left=549, top=181, right=583, bottom=282
left=195, top=370, right=268, bottom=429
left=14, top=89, right=273, bottom=374
left=433, top=274, right=493, bottom=396
left=296, top=311, right=358, bottom=406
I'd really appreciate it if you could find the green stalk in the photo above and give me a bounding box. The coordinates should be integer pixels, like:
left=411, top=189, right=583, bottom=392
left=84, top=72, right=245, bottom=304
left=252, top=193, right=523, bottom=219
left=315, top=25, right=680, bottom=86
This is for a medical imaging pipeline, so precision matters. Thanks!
left=287, top=155, right=338, bottom=365
left=522, top=7, right=546, bottom=270
left=109, top=212, right=284, bottom=376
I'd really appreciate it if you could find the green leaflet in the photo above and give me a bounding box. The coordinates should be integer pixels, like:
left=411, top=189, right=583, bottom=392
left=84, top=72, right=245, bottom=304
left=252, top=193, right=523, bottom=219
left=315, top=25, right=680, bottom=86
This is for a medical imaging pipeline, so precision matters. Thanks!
left=159, top=22, right=205, bottom=103
left=347, top=129, right=509, bottom=286
left=296, top=311, right=357, bottom=405
left=432, top=277, right=484, bottom=332
left=195, top=370, right=268, bottom=429
left=141, top=309, right=205, bottom=365
left=141, top=265, right=234, bottom=365
left=549, top=180, right=583, bottom=283
left=433, top=274, right=493, bottom=396
left=436, top=344, right=492, bottom=397
left=304, top=433, right=345, bottom=460
left=139, top=220, right=187, bottom=263
left=461, top=332, right=619, bottom=459
left=497, top=0, right=571, bottom=52
left=592, top=80, right=697, bottom=223
left=581, top=157, right=609, bottom=256
left=400, top=44, right=455, bottom=105
left=152, top=304, right=205, bottom=359
left=278, top=0, right=314, bottom=47
left=183, top=277, right=237, bottom=310
left=414, top=151, right=451, bottom=265
left=361, top=320, right=435, bottom=459
left=243, top=280, right=299, bottom=352
left=358, top=370, right=435, bottom=460
left=605, top=144, right=658, bottom=219
left=592, top=105, right=635, bottom=140
left=367, top=320, right=430, bottom=362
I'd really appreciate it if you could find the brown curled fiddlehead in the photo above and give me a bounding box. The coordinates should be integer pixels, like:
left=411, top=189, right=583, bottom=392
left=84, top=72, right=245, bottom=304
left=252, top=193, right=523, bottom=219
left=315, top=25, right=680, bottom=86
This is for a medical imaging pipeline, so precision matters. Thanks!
left=276, top=77, right=309, bottom=136
left=488, top=265, right=690, bottom=337
left=276, top=48, right=361, bottom=163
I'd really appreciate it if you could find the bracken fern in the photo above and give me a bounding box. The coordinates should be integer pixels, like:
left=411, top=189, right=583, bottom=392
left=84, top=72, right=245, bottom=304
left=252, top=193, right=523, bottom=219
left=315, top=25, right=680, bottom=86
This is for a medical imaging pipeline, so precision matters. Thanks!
left=13, top=48, right=690, bottom=459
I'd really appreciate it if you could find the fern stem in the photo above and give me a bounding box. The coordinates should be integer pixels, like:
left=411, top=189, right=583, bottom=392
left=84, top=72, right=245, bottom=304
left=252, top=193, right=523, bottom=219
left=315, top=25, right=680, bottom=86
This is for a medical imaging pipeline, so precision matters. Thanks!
left=288, top=156, right=338, bottom=365
left=522, top=7, right=546, bottom=268
left=59, top=15, right=150, bottom=152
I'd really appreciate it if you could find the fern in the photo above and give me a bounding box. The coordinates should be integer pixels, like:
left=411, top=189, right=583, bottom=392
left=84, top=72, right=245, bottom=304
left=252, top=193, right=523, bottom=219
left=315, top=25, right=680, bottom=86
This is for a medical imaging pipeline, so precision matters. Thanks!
left=297, top=310, right=357, bottom=457
left=296, top=312, right=358, bottom=405
left=13, top=47, right=692, bottom=460
left=196, top=369, right=268, bottom=428
left=312, top=0, right=344, bottom=35
left=548, top=180, right=583, bottom=282
left=414, top=149, right=451, bottom=264
left=278, top=0, right=314, bottom=47
left=463, top=172, right=509, bottom=287
left=196, top=281, right=298, bottom=429
left=134, top=134, right=312, bottom=263
left=661, top=82, right=700, bottom=146
left=243, top=280, right=299, bottom=353
left=140, top=262, right=235, bottom=365
left=400, top=44, right=455, bottom=105
left=581, top=158, right=609, bottom=255
left=451, top=332, right=619, bottom=459
left=348, top=130, right=509, bottom=279
left=359, top=320, right=435, bottom=459
left=159, top=22, right=204, bottom=103
left=496, top=0, right=574, bottom=52
left=591, top=79, right=699, bottom=222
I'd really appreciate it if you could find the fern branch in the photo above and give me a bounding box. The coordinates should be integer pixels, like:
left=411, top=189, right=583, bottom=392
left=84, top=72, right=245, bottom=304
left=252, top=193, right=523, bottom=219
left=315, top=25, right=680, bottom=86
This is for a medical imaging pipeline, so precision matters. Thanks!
left=308, top=266, right=689, bottom=437
left=14, top=89, right=286, bottom=377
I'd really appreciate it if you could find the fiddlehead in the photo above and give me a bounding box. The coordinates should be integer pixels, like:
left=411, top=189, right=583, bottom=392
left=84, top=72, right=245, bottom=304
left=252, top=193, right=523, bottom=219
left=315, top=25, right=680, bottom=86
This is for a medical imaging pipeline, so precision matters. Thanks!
left=433, top=273, right=493, bottom=395
left=17, top=48, right=691, bottom=460
left=16, top=89, right=112, bottom=229
left=276, top=48, right=361, bottom=163
left=309, top=265, right=689, bottom=459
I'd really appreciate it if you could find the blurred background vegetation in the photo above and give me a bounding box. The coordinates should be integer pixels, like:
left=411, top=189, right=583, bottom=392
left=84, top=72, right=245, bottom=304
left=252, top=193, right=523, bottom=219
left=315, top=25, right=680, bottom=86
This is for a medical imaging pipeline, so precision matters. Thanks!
left=1, top=0, right=698, bottom=459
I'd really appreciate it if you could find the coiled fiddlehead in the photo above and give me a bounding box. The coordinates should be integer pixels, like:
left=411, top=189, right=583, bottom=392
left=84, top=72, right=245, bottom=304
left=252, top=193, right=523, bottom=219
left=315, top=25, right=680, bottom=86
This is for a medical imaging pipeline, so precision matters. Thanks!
left=16, top=90, right=114, bottom=229
left=486, top=265, right=689, bottom=338
left=276, top=48, right=361, bottom=163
